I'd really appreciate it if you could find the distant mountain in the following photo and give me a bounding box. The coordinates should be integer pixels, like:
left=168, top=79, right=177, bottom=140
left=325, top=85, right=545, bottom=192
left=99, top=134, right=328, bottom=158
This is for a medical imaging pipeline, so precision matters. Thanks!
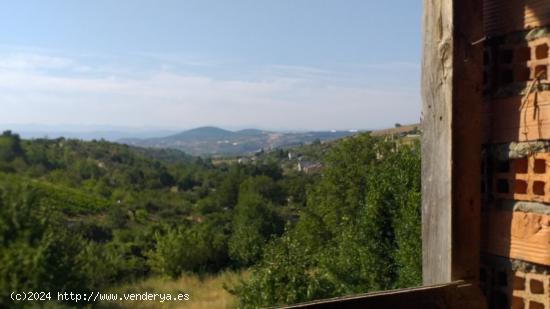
left=119, top=126, right=358, bottom=156
left=166, top=126, right=237, bottom=141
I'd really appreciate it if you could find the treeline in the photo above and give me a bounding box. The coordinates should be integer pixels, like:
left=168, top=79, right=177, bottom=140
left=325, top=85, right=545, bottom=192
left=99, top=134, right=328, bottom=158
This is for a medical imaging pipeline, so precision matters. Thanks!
left=0, top=130, right=421, bottom=307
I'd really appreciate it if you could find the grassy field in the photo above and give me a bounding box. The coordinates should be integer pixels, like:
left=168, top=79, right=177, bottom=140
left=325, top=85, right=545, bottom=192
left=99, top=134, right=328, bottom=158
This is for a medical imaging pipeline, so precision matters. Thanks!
left=98, top=271, right=248, bottom=309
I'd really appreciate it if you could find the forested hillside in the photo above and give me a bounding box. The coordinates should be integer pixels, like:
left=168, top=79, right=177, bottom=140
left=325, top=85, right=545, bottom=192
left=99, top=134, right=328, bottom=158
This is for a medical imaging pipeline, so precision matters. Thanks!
left=0, top=130, right=420, bottom=308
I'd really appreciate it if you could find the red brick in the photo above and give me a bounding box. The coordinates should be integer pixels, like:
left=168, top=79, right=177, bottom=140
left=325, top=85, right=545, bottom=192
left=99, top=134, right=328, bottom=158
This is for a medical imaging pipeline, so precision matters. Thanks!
left=480, top=258, right=549, bottom=308
left=494, top=153, right=550, bottom=204
left=514, top=272, right=549, bottom=307
left=486, top=91, right=550, bottom=143
left=482, top=209, right=550, bottom=266
left=484, top=0, right=550, bottom=37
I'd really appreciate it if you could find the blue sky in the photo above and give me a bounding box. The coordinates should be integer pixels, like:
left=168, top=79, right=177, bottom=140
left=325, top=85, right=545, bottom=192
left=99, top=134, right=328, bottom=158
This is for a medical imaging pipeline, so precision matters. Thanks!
left=0, top=0, right=421, bottom=131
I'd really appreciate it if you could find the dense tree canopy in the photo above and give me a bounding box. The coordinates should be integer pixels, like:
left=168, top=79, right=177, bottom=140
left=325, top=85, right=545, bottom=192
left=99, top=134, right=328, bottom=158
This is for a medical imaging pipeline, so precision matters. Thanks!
left=235, top=135, right=421, bottom=308
left=0, top=132, right=421, bottom=307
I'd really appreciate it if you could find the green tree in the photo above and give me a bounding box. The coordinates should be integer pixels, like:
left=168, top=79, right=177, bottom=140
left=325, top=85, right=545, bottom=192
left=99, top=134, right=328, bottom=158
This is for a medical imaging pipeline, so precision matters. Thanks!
left=215, top=166, right=242, bottom=208
left=236, top=135, right=421, bottom=307
left=148, top=227, right=206, bottom=278
left=228, top=191, right=284, bottom=266
left=239, top=175, right=284, bottom=204
left=0, top=181, right=104, bottom=304
left=148, top=216, right=231, bottom=277
left=0, top=131, right=24, bottom=162
left=234, top=231, right=335, bottom=308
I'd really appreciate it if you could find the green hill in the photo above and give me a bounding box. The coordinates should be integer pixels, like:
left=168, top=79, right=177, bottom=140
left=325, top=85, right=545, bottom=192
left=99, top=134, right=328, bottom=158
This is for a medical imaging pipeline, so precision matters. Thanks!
left=0, top=129, right=421, bottom=308
left=119, top=126, right=357, bottom=156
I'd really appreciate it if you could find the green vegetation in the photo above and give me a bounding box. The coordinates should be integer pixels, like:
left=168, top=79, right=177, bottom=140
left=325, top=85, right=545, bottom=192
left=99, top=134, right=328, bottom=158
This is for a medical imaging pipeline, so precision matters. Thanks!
left=0, top=129, right=421, bottom=308
left=233, top=134, right=421, bottom=307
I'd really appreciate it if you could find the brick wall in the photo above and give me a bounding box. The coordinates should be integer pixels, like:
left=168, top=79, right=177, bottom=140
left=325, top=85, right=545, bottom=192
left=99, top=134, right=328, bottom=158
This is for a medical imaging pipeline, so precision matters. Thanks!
left=481, top=255, right=549, bottom=309
left=493, top=153, right=550, bottom=203
left=483, top=1, right=550, bottom=307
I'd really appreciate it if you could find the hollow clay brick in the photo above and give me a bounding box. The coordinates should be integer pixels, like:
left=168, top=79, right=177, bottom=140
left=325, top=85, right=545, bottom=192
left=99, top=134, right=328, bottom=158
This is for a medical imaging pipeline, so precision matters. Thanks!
left=494, top=153, right=550, bottom=203
left=488, top=90, right=550, bottom=144
left=480, top=256, right=549, bottom=308
left=483, top=208, right=550, bottom=266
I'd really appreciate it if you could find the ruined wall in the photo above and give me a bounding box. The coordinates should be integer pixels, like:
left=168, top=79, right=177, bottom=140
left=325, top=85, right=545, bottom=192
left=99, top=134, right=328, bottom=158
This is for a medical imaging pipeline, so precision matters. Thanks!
left=482, top=1, right=550, bottom=308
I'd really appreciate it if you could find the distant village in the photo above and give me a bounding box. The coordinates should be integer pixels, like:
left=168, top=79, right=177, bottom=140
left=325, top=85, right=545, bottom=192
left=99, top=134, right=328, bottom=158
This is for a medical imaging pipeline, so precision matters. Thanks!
left=230, top=123, right=420, bottom=174
left=234, top=149, right=324, bottom=174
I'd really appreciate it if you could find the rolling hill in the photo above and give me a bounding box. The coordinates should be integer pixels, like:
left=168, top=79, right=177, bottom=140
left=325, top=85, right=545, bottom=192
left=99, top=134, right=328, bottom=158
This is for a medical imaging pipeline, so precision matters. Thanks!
left=119, top=126, right=358, bottom=156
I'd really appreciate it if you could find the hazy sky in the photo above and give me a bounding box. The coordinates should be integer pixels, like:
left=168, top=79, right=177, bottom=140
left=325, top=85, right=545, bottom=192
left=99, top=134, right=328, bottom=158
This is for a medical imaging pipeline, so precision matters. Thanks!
left=0, top=0, right=421, bottom=131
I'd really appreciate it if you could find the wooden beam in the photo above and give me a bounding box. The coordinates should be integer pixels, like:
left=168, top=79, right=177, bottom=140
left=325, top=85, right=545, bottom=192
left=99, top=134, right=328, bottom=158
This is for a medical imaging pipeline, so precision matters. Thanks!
left=451, top=0, right=484, bottom=282
left=281, top=281, right=486, bottom=309
left=421, top=0, right=454, bottom=285
left=421, top=0, right=483, bottom=284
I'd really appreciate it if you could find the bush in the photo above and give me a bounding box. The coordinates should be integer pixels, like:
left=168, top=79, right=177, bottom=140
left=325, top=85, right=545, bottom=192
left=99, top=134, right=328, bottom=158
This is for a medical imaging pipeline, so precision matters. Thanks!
left=148, top=219, right=231, bottom=278
left=228, top=192, right=284, bottom=266
left=233, top=231, right=335, bottom=308
left=0, top=183, right=108, bottom=304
